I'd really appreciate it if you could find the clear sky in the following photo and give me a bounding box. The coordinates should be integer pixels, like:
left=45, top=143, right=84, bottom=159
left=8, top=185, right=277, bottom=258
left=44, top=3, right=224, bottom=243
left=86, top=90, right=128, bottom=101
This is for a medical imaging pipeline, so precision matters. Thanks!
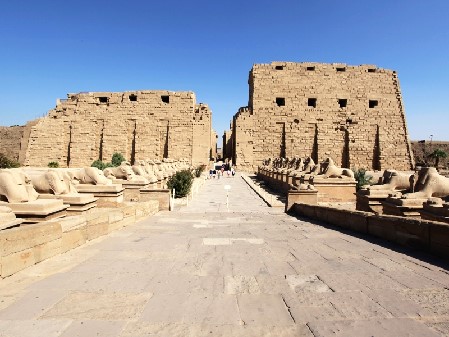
left=0, top=0, right=448, bottom=144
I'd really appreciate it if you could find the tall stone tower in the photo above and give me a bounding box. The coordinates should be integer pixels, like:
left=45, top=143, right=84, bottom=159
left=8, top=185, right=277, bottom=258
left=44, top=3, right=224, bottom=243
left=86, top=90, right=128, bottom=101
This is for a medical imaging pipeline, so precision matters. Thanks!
left=232, top=62, right=414, bottom=171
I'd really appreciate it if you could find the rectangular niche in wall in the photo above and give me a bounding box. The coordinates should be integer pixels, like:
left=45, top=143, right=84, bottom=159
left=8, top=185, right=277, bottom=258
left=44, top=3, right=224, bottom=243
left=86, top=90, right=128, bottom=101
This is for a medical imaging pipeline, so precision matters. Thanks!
left=369, top=100, right=378, bottom=108
left=161, top=95, right=170, bottom=103
left=276, top=97, right=285, bottom=106
left=338, top=99, right=347, bottom=108
left=308, top=98, right=317, bottom=108
left=98, top=97, right=108, bottom=103
left=129, top=94, right=137, bottom=102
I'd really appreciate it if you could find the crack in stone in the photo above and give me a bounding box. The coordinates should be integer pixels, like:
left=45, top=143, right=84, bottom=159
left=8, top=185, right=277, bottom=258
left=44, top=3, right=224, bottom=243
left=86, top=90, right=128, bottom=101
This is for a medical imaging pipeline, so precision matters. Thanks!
left=281, top=295, right=296, bottom=324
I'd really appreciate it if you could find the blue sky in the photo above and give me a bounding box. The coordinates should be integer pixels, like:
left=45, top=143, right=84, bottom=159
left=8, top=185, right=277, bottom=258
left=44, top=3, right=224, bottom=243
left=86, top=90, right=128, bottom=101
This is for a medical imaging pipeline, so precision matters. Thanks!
left=0, top=0, right=448, bottom=144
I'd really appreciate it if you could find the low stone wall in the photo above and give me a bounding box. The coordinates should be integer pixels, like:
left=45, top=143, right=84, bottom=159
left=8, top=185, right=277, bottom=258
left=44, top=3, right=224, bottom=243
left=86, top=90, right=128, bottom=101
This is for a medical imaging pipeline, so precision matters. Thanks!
left=0, top=200, right=159, bottom=279
left=291, top=203, right=449, bottom=260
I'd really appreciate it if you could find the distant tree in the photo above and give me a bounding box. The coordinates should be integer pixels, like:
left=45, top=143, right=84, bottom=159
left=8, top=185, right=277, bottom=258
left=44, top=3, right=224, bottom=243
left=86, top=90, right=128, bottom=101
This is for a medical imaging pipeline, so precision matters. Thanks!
left=111, top=153, right=126, bottom=167
left=48, top=161, right=59, bottom=168
left=428, top=149, right=448, bottom=170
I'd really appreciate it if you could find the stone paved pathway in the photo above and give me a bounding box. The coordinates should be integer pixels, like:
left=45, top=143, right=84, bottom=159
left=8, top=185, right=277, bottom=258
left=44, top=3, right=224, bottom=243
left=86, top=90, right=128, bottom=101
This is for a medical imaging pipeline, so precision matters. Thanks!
left=1, top=175, right=449, bottom=336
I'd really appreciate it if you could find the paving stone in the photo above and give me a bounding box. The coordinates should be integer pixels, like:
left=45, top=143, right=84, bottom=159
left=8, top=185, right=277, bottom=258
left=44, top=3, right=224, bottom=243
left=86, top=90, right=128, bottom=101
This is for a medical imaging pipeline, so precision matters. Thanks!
left=40, top=291, right=152, bottom=320
left=286, top=274, right=332, bottom=293
left=59, top=320, right=124, bottom=337
left=139, top=293, right=240, bottom=324
left=225, top=275, right=260, bottom=294
left=308, top=318, right=441, bottom=337
left=237, top=294, right=295, bottom=326
left=0, top=319, right=72, bottom=337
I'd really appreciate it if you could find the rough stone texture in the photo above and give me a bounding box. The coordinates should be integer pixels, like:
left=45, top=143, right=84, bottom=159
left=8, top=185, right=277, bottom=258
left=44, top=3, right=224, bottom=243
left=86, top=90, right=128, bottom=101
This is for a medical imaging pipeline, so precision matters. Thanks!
left=5, top=91, right=211, bottom=167
left=232, top=62, right=414, bottom=172
left=412, top=141, right=449, bottom=169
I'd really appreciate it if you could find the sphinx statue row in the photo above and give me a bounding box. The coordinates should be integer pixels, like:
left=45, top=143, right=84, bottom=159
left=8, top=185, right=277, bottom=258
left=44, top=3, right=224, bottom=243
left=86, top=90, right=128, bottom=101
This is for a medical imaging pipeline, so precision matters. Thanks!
left=259, top=156, right=354, bottom=189
left=0, top=158, right=191, bottom=228
left=357, top=167, right=449, bottom=222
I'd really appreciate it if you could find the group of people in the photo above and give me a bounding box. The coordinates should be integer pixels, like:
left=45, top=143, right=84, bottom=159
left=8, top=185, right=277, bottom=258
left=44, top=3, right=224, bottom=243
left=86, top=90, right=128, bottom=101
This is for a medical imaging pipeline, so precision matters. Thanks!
left=209, top=163, right=235, bottom=179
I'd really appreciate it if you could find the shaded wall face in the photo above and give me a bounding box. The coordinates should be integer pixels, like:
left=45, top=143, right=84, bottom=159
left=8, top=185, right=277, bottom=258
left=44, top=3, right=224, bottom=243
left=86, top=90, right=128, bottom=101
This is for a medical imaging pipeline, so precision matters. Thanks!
left=235, top=63, right=414, bottom=171
left=22, top=91, right=211, bottom=167
left=0, top=126, right=24, bottom=161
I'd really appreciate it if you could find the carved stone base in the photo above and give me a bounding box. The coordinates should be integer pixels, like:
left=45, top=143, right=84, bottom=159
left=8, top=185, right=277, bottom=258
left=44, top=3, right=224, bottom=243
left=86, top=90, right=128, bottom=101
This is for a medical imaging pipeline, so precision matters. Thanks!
left=421, top=202, right=449, bottom=224
left=286, top=189, right=318, bottom=212
left=0, top=199, right=68, bottom=224
left=0, top=207, right=23, bottom=230
left=381, top=197, right=427, bottom=219
left=76, top=184, right=124, bottom=207
left=311, top=178, right=357, bottom=202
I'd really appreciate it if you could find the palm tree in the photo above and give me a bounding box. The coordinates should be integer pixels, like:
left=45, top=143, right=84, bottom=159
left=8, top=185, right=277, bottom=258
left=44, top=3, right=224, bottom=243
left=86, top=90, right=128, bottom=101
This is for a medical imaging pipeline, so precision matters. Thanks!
left=428, top=149, right=448, bottom=170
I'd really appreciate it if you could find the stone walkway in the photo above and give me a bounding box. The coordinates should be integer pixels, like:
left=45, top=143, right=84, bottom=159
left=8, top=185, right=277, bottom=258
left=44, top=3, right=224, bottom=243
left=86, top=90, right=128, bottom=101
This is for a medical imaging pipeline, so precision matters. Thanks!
left=1, top=175, right=449, bottom=336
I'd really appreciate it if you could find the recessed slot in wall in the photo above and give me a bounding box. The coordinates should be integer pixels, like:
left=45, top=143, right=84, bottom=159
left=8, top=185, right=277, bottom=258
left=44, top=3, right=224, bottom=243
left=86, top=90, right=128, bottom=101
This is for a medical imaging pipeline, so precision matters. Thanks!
left=98, top=97, right=108, bottom=103
left=369, top=100, right=378, bottom=108
left=161, top=95, right=170, bottom=103
left=338, top=99, right=347, bottom=108
left=308, top=98, right=317, bottom=108
left=129, top=94, right=137, bottom=101
left=276, top=97, right=285, bottom=106
left=368, top=68, right=377, bottom=73
left=275, top=65, right=284, bottom=70
left=307, top=66, right=315, bottom=71
left=336, top=67, right=346, bottom=72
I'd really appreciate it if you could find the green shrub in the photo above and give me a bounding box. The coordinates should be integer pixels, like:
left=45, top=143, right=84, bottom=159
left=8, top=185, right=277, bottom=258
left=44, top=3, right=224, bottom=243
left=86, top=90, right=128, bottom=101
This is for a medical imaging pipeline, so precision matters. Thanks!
left=91, top=159, right=113, bottom=170
left=167, top=169, right=194, bottom=198
left=91, top=153, right=124, bottom=170
left=194, top=165, right=205, bottom=178
left=48, top=161, right=59, bottom=168
left=0, top=153, right=20, bottom=168
left=111, top=153, right=126, bottom=167
left=353, top=168, right=373, bottom=191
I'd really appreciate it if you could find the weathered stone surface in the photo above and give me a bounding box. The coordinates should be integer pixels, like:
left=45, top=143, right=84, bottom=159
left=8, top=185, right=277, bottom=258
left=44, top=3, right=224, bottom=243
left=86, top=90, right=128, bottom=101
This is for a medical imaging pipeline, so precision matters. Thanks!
left=231, top=62, right=414, bottom=172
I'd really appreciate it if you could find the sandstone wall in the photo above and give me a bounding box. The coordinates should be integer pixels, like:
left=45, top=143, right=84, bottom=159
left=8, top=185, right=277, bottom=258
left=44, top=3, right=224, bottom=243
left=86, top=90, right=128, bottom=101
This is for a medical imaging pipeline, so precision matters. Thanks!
left=412, top=141, right=449, bottom=169
left=0, top=126, right=24, bottom=161
left=211, top=129, right=218, bottom=160
left=233, top=62, right=414, bottom=172
left=16, top=91, right=211, bottom=167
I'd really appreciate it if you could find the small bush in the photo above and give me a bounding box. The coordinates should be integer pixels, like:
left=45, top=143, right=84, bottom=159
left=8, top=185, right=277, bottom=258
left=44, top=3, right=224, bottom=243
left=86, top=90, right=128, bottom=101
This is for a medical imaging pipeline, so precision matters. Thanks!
left=48, top=161, right=59, bottom=168
left=167, top=169, right=194, bottom=198
left=91, top=159, right=113, bottom=170
left=194, top=165, right=205, bottom=178
left=111, top=153, right=126, bottom=167
left=0, top=153, right=20, bottom=168
left=353, top=168, right=373, bottom=191
left=91, top=153, right=124, bottom=170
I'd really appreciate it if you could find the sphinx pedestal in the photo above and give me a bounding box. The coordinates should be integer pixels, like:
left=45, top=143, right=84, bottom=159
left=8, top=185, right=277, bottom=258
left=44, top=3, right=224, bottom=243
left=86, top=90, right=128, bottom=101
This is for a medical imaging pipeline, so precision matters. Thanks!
left=381, top=197, right=426, bottom=219
left=286, top=189, right=318, bottom=212
left=356, top=189, right=393, bottom=214
left=112, top=179, right=151, bottom=202
left=39, top=193, right=98, bottom=215
left=311, top=178, right=357, bottom=202
left=0, top=199, right=68, bottom=224
left=420, top=202, right=449, bottom=224
left=76, top=184, right=124, bottom=207
left=0, top=207, right=23, bottom=230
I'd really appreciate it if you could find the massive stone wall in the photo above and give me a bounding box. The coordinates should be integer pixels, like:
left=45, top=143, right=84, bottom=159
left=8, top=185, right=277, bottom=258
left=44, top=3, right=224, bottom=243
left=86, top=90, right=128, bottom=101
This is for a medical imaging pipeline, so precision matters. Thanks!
left=14, top=91, right=211, bottom=167
left=0, top=126, right=24, bottom=161
left=232, top=62, right=414, bottom=171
